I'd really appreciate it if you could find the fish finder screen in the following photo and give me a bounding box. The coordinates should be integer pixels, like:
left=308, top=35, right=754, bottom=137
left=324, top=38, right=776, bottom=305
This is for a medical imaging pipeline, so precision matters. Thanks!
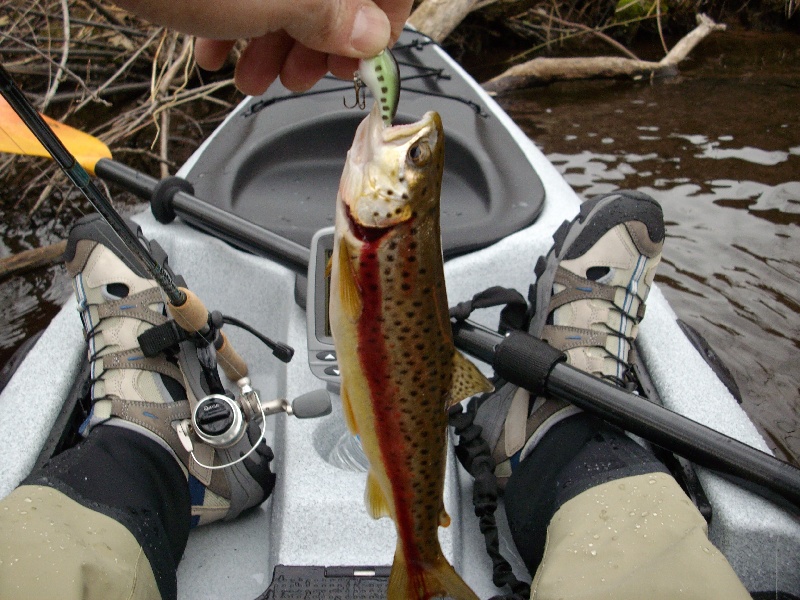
left=323, top=248, right=333, bottom=339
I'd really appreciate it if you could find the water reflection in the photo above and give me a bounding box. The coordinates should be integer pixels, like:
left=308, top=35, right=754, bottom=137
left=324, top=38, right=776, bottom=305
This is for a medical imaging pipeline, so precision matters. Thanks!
left=498, top=36, right=799, bottom=464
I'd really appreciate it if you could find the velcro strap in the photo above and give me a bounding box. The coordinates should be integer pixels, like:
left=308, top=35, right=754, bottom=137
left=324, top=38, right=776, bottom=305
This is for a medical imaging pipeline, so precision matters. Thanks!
left=138, top=320, right=191, bottom=357
left=102, top=349, right=185, bottom=384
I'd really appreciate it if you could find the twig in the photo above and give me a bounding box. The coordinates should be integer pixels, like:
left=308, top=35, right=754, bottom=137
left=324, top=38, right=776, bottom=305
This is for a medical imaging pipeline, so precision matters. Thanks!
left=533, top=8, right=640, bottom=60
left=0, top=31, right=107, bottom=106
left=656, top=0, right=669, bottom=55
left=0, top=240, right=68, bottom=281
left=73, top=27, right=161, bottom=112
left=484, top=13, right=726, bottom=94
left=41, top=0, right=71, bottom=112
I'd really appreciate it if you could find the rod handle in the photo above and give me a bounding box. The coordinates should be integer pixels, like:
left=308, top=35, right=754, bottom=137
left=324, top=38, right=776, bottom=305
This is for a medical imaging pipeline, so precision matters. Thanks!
left=167, top=287, right=249, bottom=381
left=216, top=330, right=248, bottom=381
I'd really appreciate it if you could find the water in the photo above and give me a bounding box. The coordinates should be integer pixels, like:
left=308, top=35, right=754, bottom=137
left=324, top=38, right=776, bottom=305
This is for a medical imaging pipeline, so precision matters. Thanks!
left=492, top=30, right=799, bottom=465
left=0, top=30, right=797, bottom=466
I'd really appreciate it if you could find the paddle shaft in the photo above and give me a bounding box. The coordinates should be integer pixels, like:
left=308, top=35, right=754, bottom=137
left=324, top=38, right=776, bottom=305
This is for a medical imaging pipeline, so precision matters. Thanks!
left=93, top=158, right=311, bottom=271
left=452, top=319, right=800, bottom=512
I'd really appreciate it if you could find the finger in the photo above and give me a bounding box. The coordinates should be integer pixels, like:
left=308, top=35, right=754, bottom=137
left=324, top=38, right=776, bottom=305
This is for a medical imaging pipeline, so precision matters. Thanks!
left=375, top=0, right=415, bottom=44
left=279, top=0, right=390, bottom=57
left=194, top=38, right=236, bottom=71
left=234, top=33, right=293, bottom=96
left=280, top=45, right=330, bottom=92
left=328, top=55, right=359, bottom=81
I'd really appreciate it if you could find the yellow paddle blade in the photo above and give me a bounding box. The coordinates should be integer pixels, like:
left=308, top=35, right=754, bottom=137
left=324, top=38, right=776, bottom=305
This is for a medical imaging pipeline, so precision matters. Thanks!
left=0, top=96, right=111, bottom=175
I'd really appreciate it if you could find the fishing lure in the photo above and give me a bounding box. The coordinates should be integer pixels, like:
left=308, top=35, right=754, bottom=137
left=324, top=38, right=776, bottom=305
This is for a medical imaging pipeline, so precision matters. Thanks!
left=355, top=49, right=400, bottom=127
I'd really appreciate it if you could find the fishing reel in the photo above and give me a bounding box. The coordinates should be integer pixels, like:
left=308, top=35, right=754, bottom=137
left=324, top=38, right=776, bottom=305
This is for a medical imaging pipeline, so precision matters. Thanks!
left=176, top=379, right=332, bottom=468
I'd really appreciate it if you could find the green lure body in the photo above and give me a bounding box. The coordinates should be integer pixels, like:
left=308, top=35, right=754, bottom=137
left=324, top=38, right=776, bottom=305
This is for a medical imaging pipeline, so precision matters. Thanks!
left=357, top=49, right=400, bottom=127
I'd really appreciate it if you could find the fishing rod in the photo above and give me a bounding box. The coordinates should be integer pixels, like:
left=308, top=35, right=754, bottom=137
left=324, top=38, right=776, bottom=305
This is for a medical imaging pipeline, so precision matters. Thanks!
left=0, top=65, right=185, bottom=306
left=0, top=64, right=250, bottom=382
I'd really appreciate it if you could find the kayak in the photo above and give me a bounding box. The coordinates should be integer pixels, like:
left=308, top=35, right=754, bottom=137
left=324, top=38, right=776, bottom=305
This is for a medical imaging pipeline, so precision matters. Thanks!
left=1, top=28, right=798, bottom=600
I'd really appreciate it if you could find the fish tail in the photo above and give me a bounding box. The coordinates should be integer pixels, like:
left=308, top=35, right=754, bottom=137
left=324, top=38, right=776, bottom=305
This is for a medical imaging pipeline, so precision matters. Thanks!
left=387, top=548, right=479, bottom=600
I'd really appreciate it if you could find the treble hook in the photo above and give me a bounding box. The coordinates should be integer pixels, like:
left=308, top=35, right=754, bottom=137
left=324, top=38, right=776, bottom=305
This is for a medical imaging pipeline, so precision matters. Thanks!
left=343, top=74, right=366, bottom=110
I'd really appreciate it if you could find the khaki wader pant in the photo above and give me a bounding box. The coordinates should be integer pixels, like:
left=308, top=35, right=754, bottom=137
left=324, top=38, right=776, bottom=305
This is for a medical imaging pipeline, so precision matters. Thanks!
left=530, top=472, right=751, bottom=600
left=0, top=485, right=161, bottom=600
left=1, top=474, right=751, bottom=600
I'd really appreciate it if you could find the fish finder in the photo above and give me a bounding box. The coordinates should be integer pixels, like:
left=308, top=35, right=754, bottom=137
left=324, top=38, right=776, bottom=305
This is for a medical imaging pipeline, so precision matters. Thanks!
left=307, top=227, right=341, bottom=386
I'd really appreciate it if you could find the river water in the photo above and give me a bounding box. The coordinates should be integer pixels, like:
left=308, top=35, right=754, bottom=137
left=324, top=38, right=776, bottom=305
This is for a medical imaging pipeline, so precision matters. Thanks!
left=488, top=30, right=800, bottom=465
left=0, top=30, right=797, bottom=465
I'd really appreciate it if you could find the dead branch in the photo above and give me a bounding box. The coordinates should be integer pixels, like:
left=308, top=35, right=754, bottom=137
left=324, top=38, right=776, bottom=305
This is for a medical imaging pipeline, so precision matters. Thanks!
left=408, top=0, right=481, bottom=43
left=0, top=241, right=67, bottom=281
left=483, top=13, right=726, bottom=94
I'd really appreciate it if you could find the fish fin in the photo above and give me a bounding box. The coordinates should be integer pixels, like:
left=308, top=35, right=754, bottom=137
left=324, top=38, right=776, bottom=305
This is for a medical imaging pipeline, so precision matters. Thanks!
left=446, top=351, right=494, bottom=409
left=338, top=240, right=362, bottom=321
left=439, top=508, right=451, bottom=528
left=387, top=550, right=478, bottom=600
left=365, top=472, right=391, bottom=519
left=341, top=384, right=359, bottom=435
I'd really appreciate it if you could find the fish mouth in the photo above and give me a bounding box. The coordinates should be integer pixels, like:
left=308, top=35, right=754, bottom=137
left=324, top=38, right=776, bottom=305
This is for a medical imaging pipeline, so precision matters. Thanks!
left=342, top=105, right=438, bottom=241
left=345, top=203, right=395, bottom=243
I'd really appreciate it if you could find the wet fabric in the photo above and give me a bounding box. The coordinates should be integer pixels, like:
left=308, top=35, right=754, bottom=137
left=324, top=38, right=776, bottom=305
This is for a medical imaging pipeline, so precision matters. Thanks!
left=504, top=414, right=667, bottom=571
left=0, top=485, right=161, bottom=600
left=504, top=414, right=750, bottom=599
left=529, top=472, right=751, bottom=599
left=2, top=425, right=189, bottom=600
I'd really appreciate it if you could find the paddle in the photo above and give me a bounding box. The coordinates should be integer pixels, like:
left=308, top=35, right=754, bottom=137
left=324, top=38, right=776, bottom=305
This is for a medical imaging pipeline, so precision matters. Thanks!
left=0, top=94, right=310, bottom=271
left=0, top=95, right=111, bottom=175
left=452, top=319, right=800, bottom=513
left=2, top=83, right=799, bottom=514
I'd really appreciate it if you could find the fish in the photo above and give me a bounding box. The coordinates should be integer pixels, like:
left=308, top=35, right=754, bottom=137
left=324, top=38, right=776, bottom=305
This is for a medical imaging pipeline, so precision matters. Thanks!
left=329, top=102, right=494, bottom=600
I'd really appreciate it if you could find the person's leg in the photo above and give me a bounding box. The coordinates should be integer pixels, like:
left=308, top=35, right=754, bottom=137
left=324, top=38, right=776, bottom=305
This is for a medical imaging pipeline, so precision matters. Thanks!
left=1, top=427, right=186, bottom=600
left=0, top=214, right=276, bottom=600
left=475, top=191, right=750, bottom=599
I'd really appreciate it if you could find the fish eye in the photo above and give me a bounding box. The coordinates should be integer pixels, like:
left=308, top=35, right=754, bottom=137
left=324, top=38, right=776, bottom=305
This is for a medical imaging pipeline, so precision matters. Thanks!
left=407, top=140, right=431, bottom=167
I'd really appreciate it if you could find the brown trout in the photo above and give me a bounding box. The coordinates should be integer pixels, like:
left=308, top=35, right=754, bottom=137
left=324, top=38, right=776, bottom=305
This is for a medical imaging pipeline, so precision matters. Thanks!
left=329, top=103, right=493, bottom=600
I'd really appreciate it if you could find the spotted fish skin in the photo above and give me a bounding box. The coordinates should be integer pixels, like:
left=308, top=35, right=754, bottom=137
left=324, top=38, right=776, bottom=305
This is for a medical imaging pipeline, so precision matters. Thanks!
left=330, top=104, right=492, bottom=600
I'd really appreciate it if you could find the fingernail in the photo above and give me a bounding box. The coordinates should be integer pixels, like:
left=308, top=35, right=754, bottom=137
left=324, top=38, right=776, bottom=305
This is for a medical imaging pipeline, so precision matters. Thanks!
left=350, top=5, right=390, bottom=55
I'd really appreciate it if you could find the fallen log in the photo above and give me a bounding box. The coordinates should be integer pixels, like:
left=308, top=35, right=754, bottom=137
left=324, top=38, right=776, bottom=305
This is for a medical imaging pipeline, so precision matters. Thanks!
left=0, top=240, right=67, bottom=281
left=483, top=13, right=726, bottom=94
left=408, top=0, right=480, bottom=43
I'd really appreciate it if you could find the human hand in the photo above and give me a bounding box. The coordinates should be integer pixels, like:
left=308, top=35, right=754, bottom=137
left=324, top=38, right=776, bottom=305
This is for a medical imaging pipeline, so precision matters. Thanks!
left=114, top=0, right=413, bottom=95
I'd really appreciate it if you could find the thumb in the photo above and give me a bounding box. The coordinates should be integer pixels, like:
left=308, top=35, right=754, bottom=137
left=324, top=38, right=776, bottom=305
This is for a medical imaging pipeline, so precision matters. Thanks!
left=280, top=0, right=391, bottom=57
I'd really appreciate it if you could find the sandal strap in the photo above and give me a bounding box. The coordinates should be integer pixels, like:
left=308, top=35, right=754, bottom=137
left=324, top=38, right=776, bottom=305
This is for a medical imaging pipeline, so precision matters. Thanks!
left=541, top=324, right=610, bottom=353
left=548, top=267, right=617, bottom=310
left=97, top=288, right=167, bottom=326
left=102, top=349, right=185, bottom=384
left=107, top=398, right=230, bottom=498
left=109, top=398, right=191, bottom=460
